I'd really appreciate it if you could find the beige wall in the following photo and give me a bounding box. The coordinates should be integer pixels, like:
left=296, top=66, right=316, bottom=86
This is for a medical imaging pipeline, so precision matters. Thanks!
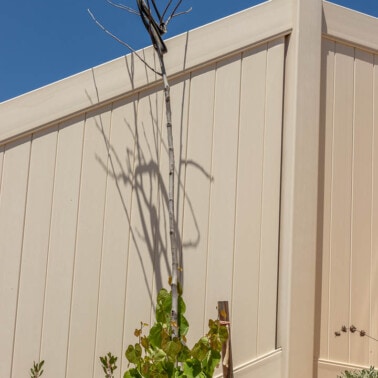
left=0, top=3, right=287, bottom=375
left=317, top=3, right=378, bottom=377
left=2, top=1, right=378, bottom=377
left=318, top=39, right=378, bottom=376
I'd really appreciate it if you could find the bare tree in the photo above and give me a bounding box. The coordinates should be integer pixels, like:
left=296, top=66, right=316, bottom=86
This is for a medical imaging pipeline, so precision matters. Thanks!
left=88, top=0, right=191, bottom=340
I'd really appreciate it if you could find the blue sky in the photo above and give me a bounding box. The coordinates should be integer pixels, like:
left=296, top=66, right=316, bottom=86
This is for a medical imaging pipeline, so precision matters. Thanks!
left=1, top=0, right=377, bottom=103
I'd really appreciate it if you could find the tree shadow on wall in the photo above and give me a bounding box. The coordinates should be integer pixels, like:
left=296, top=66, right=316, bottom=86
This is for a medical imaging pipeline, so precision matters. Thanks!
left=93, top=71, right=212, bottom=306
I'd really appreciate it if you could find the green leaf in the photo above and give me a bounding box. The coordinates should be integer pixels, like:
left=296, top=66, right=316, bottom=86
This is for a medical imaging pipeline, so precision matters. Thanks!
left=151, top=347, right=167, bottom=362
left=125, top=344, right=142, bottom=364
left=162, top=360, right=175, bottom=377
left=124, top=368, right=142, bottom=378
left=162, top=339, right=182, bottom=360
left=191, top=337, right=210, bottom=361
left=125, top=345, right=135, bottom=363
left=202, top=349, right=221, bottom=377
left=174, top=369, right=185, bottom=378
left=135, top=343, right=142, bottom=358
left=179, top=314, right=189, bottom=337
left=178, top=295, right=186, bottom=315
left=149, top=323, right=163, bottom=348
left=157, top=289, right=170, bottom=307
left=156, top=289, right=172, bottom=324
left=177, top=344, right=191, bottom=362
left=183, top=360, right=202, bottom=377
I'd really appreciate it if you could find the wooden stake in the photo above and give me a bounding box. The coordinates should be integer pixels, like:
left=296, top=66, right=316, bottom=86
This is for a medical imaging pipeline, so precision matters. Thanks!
left=218, top=301, right=234, bottom=378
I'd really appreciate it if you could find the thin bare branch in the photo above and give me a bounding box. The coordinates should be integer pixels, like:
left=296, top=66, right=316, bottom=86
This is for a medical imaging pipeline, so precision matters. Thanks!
left=164, top=0, right=183, bottom=25
left=161, top=0, right=174, bottom=21
left=88, top=9, right=162, bottom=76
left=165, top=6, right=192, bottom=27
left=136, top=0, right=167, bottom=53
left=105, top=0, right=140, bottom=16
left=149, top=0, right=164, bottom=25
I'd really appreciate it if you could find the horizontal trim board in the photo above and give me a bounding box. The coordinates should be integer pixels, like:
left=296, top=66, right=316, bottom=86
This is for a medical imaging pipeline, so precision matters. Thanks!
left=215, top=349, right=282, bottom=378
left=318, top=359, right=375, bottom=378
left=323, top=1, right=378, bottom=53
left=0, top=0, right=291, bottom=145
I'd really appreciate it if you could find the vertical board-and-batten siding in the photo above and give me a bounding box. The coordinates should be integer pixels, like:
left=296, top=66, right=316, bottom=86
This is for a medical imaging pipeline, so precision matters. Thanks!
left=317, top=3, right=378, bottom=377
left=318, top=38, right=378, bottom=375
left=0, top=38, right=285, bottom=377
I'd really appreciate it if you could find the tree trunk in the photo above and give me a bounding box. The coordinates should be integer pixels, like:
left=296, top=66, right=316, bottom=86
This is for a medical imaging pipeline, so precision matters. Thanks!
left=158, top=52, right=179, bottom=339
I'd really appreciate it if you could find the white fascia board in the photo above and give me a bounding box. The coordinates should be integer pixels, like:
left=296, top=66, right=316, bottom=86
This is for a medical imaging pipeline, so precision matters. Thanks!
left=0, top=0, right=292, bottom=145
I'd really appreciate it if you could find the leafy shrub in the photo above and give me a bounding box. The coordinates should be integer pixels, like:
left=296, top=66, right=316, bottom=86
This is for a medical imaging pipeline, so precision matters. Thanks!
left=123, top=288, right=228, bottom=378
left=100, top=353, right=118, bottom=378
left=30, top=361, right=44, bottom=378
left=338, top=366, right=378, bottom=378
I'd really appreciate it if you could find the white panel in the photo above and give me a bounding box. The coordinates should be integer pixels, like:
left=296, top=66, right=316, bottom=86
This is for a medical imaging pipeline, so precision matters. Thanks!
left=121, top=88, right=164, bottom=372
left=40, top=116, right=85, bottom=378
left=0, top=5, right=294, bottom=373
left=153, top=74, right=191, bottom=304
left=66, top=107, right=112, bottom=378
left=231, top=349, right=282, bottom=378
left=257, top=38, right=284, bottom=355
left=205, top=55, right=241, bottom=320
left=171, top=75, right=191, bottom=268
left=349, top=49, right=374, bottom=365
left=94, top=96, right=138, bottom=378
left=0, top=137, right=31, bottom=378
left=328, top=43, right=354, bottom=362
left=319, top=44, right=378, bottom=371
left=12, top=128, right=58, bottom=377
left=180, top=65, right=216, bottom=343
left=232, top=44, right=267, bottom=363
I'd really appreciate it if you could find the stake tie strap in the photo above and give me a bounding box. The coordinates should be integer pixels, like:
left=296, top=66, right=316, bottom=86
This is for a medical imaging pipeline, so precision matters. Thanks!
left=137, top=0, right=168, bottom=55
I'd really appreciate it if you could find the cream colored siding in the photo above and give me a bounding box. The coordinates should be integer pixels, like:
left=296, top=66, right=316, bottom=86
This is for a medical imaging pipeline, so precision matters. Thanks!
left=41, top=117, right=86, bottom=377
left=0, top=137, right=32, bottom=378
left=0, top=35, right=285, bottom=377
left=4, top=1, right=378, bottom=377
left=12, top=128, right=58, bottom=378
left=318, top=39, right=378, bottom=374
